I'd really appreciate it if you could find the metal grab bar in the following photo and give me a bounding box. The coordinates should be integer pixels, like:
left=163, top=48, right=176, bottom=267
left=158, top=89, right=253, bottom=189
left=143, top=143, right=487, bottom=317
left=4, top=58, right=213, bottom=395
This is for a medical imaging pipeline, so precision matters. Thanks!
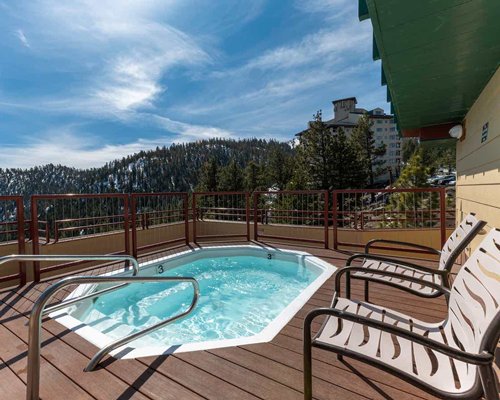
left=0, top=254, right=140, bottom=275
left=84, top=275, right=199, bottom=372
left=27, top=275, right=199, bottom=400
left=0, top=255, right=199, bottom=400
left=0, top=254, right=140, bottom=319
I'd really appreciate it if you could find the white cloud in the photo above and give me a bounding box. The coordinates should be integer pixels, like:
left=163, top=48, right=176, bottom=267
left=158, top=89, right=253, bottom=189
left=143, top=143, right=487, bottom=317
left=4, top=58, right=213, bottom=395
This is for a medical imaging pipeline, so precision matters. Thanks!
left=151, top=115, right=233, bottom=142
left=177, top=20, right=372, bottom=118
left=0, top=128, right=172, bottom=169
left=15, top=29, right=30, bottom=48
left=10, top=1, right=210, bottom=114
left=0, top=118, right=234, bottom=169
left=293, top=0, right=354, bottom=20
left=243, top=27, right=367, bottom=72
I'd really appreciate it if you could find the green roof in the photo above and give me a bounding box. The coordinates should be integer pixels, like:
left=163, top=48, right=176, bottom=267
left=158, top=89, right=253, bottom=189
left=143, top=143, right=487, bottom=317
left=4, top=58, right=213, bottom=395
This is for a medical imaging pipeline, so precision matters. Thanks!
left=359, top=0, right=500, bottom=131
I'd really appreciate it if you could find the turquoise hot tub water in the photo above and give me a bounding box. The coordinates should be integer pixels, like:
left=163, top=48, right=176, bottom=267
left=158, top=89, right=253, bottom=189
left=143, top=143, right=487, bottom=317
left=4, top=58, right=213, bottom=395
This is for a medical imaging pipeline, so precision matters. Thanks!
left=55, top=247, right=335, bottom=356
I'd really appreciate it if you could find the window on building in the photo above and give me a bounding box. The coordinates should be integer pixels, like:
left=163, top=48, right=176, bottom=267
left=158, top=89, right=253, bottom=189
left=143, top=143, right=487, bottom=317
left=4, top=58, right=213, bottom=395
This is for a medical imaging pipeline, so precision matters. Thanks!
left=376, top=128, right=383, bottom=132
left=376, top=119, right=382, bottom=124
left=390, top=127, right=396, bottom=131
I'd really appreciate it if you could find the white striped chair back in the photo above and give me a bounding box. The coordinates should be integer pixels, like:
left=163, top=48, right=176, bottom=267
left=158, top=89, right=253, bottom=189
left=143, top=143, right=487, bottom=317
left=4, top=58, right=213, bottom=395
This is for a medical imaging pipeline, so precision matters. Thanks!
left=444, top=228, right=500, bottom=378
left=439, top=213, right=485, bottom=271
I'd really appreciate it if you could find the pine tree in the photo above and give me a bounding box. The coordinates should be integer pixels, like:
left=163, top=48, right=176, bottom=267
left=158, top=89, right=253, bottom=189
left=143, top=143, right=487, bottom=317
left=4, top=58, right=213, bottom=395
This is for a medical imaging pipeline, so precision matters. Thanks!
left=350, top=114, right=386, bottom=186
left=395, top=150, right=430, bottom=189
left=197, top=158, right=219, bottom=191
left=267, top=148, right=293, bottom=190
left=218, top=160, right=244, bottom=191
left=387, top=150, right=434, bottom=227
left=402, top=138, right=419, bottom=163
left=294, top=110, right=336, bottom=190
left=333, top=128, right=368, bottom=189
left=244, top=161, right=264, bottom=192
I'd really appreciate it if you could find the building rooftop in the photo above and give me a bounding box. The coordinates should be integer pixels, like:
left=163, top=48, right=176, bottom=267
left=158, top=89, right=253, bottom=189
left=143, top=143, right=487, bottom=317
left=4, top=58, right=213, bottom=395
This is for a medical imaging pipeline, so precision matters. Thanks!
left=359, top=0, right=500, bottom=137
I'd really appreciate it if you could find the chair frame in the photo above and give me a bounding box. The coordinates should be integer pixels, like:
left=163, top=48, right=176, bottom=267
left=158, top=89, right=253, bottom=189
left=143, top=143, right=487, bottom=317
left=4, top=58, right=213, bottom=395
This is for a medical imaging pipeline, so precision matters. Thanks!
left=348, top=216, right=487, bottom=301
left=303, top=266, right=500, bottom=400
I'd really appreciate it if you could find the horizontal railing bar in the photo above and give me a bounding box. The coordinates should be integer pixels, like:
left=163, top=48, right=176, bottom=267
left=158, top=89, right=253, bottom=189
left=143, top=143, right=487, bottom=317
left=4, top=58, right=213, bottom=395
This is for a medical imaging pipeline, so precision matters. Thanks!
left=0, top=255, right=139, bottom=278
left=194, top=191, right=247, bottom=195
left=195, top=233, right=247, bottom=239
left=336, top=241, right=440, bottom=255
left=54, top=215, right=126, bottom=223
left=254, top=190, right=327, bottom=195
left=136, top=238, right=185, bottom=252
left=131, top=192, right=187, bottom=197
left=257, top=234, right=324, bottom=244
left=31, top=193, right=128, bottom=199
left=0, top=273, right=22, bottom=283
left=57, top=222, right=125, bottom=233
left=333, top=188, right=444, bottom=194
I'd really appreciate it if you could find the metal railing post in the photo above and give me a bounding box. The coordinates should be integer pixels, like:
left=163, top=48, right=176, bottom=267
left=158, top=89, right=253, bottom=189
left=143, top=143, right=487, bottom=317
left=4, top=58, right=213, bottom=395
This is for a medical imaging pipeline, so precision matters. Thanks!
left=123, top=195, right=131, bottom=256
left=439, top=187, right=447, bottom=247
left=192, top=193, right=197, bottom=244
left=245, top=192, right=250, bottom=241
left=16, top=197, right=27, bottom=285
left=332, top=191, right=338, bottom=250
left=324, top=191, right=329, bottom=249
left=184, top=193, right=190, bottom=245
left=30, top=196, right=41, bottom=282
left=130, top=195, right=138, bottom=259
left=253, top=192, right=259, bottom=241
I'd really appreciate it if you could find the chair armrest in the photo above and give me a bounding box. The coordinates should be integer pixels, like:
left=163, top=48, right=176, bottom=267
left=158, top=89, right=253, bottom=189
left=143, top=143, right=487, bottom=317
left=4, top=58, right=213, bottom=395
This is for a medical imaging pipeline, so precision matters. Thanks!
left=304, top=307, right=493, bottom=366
left=334, top=266, right=450, bottom=298
left=364, top=239, right=441, bottom=256
left=346, top=253, right=448, bottom=277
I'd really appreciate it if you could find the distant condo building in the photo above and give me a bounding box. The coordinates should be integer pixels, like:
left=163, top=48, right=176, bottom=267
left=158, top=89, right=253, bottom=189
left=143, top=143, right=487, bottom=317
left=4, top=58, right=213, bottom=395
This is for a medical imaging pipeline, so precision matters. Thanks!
left=325, top=97, right=401, bottom=183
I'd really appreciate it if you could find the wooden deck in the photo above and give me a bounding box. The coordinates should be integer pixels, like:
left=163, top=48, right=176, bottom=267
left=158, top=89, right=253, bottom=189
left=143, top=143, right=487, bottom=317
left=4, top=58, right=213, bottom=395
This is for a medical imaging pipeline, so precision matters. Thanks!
left=0, top=242, right=490, bottom=400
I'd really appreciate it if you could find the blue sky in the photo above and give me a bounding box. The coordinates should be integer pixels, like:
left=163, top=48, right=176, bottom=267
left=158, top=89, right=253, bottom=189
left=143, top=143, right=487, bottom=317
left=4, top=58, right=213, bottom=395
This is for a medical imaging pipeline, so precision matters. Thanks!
left=0, top=0, right=386, bottom=169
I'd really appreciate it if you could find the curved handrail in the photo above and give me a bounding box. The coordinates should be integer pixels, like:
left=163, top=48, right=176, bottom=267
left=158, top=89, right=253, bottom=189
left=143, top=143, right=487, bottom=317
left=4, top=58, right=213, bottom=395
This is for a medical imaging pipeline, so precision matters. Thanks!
left=0, top=255, right=199, bottom=400
left=84, top=276, right=199, bottom=371
left=26, top=274, right=199, bottom=400
left=0, top=254, right=140, bottom=319
left=0, top=254, right=140, bottom=275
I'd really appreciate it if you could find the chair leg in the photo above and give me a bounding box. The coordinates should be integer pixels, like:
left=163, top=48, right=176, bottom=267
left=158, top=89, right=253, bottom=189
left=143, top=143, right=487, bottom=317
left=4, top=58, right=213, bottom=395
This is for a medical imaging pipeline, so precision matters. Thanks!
left=346, top=271, right=351, bottom=299
left=303, top=341, right=313, bottom=400
left=303, top=315, right=314, bottom=400
left=479, top=365, right=499, bottom=400
left=364, top=281, right=369, bottom=302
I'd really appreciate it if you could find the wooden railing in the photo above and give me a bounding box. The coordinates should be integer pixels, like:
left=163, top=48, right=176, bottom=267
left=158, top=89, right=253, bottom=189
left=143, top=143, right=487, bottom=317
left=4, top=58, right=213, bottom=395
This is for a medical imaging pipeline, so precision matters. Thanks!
left=0, top=188, right=455, bottom=286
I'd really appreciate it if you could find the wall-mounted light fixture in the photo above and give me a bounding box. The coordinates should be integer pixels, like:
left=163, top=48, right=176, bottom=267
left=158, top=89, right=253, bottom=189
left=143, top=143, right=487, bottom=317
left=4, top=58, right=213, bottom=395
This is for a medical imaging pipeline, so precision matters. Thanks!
left=449, top=124, right=463, bottom=139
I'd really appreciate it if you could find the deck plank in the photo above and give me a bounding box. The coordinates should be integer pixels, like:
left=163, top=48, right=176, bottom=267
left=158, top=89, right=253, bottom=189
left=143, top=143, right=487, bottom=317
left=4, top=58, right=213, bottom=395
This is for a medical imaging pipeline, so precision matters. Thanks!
left=0, top=243, right=495, bottom=400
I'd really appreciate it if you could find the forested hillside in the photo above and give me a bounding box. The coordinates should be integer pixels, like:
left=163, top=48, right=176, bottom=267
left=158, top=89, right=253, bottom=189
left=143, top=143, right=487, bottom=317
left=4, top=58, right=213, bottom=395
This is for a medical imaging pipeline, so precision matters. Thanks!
left=0, top=138, right=293, bottom=196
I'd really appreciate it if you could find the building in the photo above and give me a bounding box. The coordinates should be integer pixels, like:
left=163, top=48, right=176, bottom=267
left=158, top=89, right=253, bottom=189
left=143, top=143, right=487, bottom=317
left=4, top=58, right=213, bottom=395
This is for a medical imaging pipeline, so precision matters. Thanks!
left=359, top=0, right=500, bottom=252
left=324, top=97, right=402, bottom=183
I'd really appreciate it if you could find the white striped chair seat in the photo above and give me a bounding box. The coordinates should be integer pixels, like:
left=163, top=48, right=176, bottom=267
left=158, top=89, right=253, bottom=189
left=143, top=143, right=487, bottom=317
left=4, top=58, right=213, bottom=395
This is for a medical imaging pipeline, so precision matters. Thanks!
left=352, top=213, right=485, bottom=296
left=351, top=259, right=443, bottom=295
left=315, top=298, right=473, bottom=393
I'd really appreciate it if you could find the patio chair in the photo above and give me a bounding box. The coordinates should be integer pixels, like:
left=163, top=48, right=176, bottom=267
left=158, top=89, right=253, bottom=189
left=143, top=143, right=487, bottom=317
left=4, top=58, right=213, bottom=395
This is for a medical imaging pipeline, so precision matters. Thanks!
left=303, top=228, right=500, bottom=400
left=346, top=213, right=486, bottom=301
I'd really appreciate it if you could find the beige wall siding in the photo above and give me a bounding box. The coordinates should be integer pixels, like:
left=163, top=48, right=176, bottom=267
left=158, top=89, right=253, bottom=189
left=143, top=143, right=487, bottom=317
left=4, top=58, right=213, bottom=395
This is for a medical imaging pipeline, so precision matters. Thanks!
left=456, top=67, right=500, bottom=254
